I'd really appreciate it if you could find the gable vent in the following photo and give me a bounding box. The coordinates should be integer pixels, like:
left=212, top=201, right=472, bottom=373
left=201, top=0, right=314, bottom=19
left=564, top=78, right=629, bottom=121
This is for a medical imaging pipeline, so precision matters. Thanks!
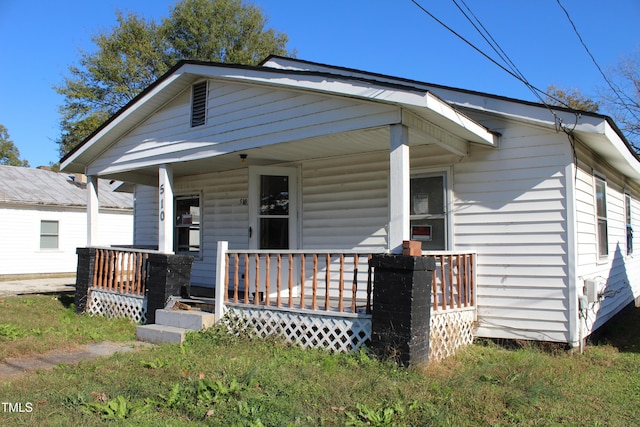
left=191, top=81, right=207, bottom=127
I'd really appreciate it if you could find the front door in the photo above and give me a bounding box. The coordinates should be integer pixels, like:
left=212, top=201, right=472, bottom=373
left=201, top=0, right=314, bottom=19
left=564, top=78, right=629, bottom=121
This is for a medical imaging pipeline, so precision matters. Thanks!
left=249, top=167, right=298, bottom=250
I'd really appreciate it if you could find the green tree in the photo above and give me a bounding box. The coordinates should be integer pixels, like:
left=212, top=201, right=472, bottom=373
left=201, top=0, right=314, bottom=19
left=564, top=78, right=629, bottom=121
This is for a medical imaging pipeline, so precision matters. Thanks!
left=56, top=11, right=168, bottom=157
left=545, top=84, right=600, bottom=112
left=0, top=125, right=29, bottom=167
left=56, top=0, right=292, bottom=158
left=163, top=0, right=290, bottom=65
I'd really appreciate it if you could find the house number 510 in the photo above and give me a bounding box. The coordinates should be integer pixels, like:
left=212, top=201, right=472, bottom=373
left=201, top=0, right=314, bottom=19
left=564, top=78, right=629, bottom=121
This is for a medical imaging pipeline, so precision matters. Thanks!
left=159, top=184, right=165, bottom=222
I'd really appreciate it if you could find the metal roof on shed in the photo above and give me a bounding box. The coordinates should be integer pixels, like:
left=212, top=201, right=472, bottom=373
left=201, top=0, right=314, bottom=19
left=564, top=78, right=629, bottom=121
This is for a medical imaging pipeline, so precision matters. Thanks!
left=0, top=165, right=132, bottom=210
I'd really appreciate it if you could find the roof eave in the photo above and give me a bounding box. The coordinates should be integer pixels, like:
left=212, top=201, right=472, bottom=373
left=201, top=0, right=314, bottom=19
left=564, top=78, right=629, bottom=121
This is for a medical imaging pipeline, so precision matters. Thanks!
left=61, top=61, right=497, bottom=174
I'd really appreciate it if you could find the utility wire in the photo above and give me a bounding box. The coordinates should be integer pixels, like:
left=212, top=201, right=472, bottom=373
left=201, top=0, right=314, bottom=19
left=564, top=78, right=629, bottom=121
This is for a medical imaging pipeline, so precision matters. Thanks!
left=409, top=0, right=575, bottom=129
left=408, top=1, right=525, bottom=84
left=555, top=0, right=640, bottom=124
left=452, top=0, right=544, bottom=105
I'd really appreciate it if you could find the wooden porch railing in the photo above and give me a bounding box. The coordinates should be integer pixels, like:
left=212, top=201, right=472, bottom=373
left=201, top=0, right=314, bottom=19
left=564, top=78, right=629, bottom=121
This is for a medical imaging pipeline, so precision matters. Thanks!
left=215, top=243, right=477, bottom=317
left=424, top=252, right=476, bottom=311
left=92, top=247, right=150, bottom=296
left=221, top=248, right=379, bottom=314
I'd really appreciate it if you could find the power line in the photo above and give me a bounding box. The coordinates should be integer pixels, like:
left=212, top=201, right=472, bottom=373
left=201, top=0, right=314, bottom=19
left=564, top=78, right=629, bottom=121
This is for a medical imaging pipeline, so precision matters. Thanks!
left=408, top=0, right=525, bottom=85
left=452, top=0, right=542, bottom=104
left=409, top=0, right=574, bottom=128
left=555, top=0, right=640, bottom=124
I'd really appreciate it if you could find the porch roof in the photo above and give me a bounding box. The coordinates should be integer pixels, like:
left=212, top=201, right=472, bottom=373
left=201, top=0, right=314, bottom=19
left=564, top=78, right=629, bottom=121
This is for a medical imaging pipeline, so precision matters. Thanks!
left=262, top=56, right=640, bottom=184
left=60, top=59, right=498, bottom=181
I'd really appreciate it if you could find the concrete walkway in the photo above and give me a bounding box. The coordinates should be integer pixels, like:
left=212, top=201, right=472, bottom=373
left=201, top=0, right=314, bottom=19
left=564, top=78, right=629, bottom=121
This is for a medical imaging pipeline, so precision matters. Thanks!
left=0, top=341, right=153, bottom=381
left=0, top=276, right=76, bottom=298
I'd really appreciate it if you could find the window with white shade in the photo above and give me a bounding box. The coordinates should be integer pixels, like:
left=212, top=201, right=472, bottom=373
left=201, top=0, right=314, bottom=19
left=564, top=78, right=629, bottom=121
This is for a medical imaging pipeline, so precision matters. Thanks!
left=595, top=175, right=608, bottom=258
left=40, top=220, right=59, bottom=250
left=625, top=193, right=633, bottom=255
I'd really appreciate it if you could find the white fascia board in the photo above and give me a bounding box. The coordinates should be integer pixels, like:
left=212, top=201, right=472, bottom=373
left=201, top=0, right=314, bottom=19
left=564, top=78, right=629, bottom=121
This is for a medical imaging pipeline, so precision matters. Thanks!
left=184, top=63, right=497, bottom=146
left=60, top=71, right=186, bottom=171
left=423, top=93, right=497, bottom=146
left=603, top=121, right=640, bottom=181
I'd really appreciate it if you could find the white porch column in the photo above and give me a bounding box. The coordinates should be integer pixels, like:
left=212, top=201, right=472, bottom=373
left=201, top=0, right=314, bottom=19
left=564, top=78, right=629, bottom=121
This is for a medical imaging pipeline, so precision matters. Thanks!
left=389, top=124, right=410, bottom=254
left=158, top=164, right=174, bottom=254
left=87, top=174, right=99, bottom=247
left=215, top=240, right=229, bottom=322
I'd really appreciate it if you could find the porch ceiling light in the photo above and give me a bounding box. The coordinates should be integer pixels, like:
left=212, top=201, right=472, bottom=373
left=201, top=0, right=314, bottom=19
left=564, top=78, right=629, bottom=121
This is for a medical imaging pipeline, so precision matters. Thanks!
left=240, top=153, right=247, bottom=165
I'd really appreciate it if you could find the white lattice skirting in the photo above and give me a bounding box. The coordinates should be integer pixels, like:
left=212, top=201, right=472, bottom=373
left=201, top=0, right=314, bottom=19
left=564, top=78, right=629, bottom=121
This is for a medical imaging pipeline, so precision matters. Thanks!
left=86, top=288, right=148, bottom=324
left=222, top=305, right=372, bottom=353
left=429, top=308, right=476, bottom=362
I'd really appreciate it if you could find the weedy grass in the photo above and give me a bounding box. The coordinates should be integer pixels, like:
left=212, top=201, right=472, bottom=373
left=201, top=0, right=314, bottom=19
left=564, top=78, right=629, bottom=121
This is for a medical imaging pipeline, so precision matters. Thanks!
left=0, top=297, right=639, bottom=426
left=0, top=294, right=136, bottom=360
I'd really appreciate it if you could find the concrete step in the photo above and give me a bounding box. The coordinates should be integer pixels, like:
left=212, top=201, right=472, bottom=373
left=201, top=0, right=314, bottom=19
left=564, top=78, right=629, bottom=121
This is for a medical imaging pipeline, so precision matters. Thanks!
left=155, top=309, right=215, bottom=331
left=136, top=324, right=188, bottom=344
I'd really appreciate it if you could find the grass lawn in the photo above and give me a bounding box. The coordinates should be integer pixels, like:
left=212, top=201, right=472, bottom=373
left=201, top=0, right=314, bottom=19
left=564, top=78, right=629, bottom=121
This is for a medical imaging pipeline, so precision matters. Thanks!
left=0, top=294, right=136, bottom=360
left=0, top=294, right=639, bottom=426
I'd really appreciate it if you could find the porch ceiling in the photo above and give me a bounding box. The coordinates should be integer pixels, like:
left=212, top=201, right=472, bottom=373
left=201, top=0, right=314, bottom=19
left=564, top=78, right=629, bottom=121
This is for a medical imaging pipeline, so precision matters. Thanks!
left=104, top=125, right=449, bottom=186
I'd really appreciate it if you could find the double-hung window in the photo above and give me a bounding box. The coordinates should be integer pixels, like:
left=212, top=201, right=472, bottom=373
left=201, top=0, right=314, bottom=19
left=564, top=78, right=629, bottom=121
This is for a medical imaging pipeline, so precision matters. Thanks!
left=595, top=175, right=608, bottom=258
left=625, top=193, right=633, bottom=255
left=175, top=195, right=201, bottom=255
left=40, top=220, right=59, bottom=250
left=410, top=173, right=447, bottom=250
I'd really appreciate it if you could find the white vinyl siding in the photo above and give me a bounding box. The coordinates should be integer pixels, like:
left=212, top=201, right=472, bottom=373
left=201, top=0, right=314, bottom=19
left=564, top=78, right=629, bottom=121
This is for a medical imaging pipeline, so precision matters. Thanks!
left=574, top=145, right=640, bottom=335
left=133, top=185, right=159, bottom=248
left=451, top=121, right=573, bottom=343
left=301, top=152, right=389, bottom=250
left=88, top=81, right=399, bottom=176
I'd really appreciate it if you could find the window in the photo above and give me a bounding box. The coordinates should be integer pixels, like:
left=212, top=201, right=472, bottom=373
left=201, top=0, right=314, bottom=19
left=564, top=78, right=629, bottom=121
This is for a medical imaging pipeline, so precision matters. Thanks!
left=595, top=176, right=608, bottom=257
left=626, top=193, right=633, bottom=255
left=410, top=173, right=447, bottom=250
left=40, top=220, right=59, bottom=250
left=190, top=81, right=207, bottom=127
left=175, top=195, right=201, bottom=254
left=258, top=174, right=290, bottom=249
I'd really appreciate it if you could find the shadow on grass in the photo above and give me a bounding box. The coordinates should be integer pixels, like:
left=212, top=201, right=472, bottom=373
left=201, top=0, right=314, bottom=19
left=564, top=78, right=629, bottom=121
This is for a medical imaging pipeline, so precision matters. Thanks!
left=588, top=302, right=640, bottom=353
left=55, top=292, right=75, bottom=309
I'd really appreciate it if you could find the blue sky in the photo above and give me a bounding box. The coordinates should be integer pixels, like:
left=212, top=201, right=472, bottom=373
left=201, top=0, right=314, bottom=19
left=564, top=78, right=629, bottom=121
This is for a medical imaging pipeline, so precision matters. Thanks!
left=0, top=0, right=638, bottom=168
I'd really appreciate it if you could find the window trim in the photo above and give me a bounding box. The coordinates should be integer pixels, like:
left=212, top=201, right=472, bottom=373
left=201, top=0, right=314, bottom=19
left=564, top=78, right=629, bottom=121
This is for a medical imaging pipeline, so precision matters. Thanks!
left=40, top=219, right=59, bottom=250
left=174, top=193, right=202, bottom=257
left=594, top=174, right=608, bottom=259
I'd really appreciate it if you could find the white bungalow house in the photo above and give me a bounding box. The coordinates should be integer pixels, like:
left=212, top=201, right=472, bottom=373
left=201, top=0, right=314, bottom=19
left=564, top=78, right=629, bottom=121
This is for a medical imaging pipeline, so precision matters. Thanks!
left=60, top=56, right=640, bottom=347
left=0, top=165, right=133, bottom=277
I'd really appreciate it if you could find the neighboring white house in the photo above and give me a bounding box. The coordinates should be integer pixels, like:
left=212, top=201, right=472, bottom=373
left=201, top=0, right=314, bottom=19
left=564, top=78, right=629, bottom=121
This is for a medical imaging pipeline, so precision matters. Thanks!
left=60, top=56, right=640, bottom=347
left=0, top=165, right=133, bottom=277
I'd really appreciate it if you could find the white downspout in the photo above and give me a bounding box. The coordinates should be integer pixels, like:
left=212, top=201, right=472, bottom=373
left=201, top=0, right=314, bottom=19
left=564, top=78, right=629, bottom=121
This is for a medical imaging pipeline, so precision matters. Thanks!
left=566, top=160, right=580, bottom=349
